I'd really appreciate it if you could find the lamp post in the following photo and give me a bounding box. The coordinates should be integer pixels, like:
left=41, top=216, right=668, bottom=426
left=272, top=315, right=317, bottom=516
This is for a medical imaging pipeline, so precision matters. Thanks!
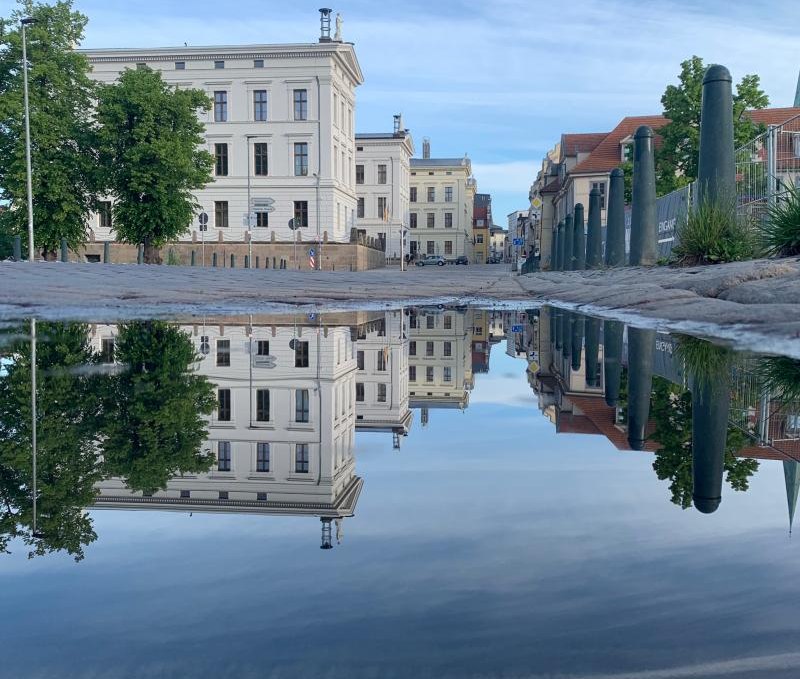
left=21, top=17, right=36, bottom=262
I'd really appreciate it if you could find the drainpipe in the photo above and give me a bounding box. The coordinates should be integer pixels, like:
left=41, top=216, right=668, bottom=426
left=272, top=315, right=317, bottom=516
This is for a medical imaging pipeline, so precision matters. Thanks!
left=316, top=75, right=322, bottom=269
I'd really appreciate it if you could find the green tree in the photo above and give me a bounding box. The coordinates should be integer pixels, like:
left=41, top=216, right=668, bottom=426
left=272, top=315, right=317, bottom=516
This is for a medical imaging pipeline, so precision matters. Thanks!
left=0, top=1, right=98, bottom=259
left=656, top=56, right=769, bottom=195
left=100, top=321, right=216, bottom=493
left=96, top=68, right=213, bottom=264
left=0, top=322, right=104, bottom=560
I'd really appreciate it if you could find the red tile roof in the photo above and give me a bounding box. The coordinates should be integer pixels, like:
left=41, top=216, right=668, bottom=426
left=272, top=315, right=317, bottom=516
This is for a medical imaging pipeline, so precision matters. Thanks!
left=746, top=107, right=800, bottom=126
left=541, top=177, right=561, bottom=193
left=561, top=132, right=607, bottom=158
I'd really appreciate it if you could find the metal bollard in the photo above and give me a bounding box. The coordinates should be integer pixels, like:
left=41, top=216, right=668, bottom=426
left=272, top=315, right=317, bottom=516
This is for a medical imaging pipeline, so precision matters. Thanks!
left=255, top=256, right=260, bottom=269
left=137, top=244, right=144, bottom=265
left=584, top=317, right=601, bottom=387
left=555, top=220, right=565, bottom=271
left=13, top=235, right=22, bottom=262
left=603, top=320, right=624, bottom=406
left=605, top=168, right=626, bottom=267
left=103, top=241, right=111, bottom=264
left=563, top=213, right=575, bottom=271
left=212, top=252, right=218, bottom=267
left=630, top=126, right=657, bottom=266
left=697, top=64, right=735, bottom=206
left=60, top=239, right=68, bottom=263
left=244, top=255, right=250, bottom=269
left=573, top=203, right=586, bottom=271
left=586, top=188, right=603, bottom=268
left=571, top=314, right=584, bottom=371
left=626, top=327, right=656, bottom=450
left=230, top=254, right=235, bottom=268
left=190, top=250, right=196, bottom=266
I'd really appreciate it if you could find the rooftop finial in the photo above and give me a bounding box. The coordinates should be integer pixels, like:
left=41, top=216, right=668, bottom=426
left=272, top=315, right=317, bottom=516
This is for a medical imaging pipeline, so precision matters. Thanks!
left=319, top=8, right=333, bottom=43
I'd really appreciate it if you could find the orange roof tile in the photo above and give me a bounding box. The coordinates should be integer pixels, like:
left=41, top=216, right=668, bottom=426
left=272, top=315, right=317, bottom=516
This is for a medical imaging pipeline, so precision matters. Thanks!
left=746, top=107, right=800, bottom=126
left=570, top=115, right=668, bottom=175
left=561, top=132, right=608, bottom=158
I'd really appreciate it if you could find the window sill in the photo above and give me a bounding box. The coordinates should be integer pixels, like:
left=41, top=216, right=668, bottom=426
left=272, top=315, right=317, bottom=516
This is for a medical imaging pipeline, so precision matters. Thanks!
left=287, top=474, right=313, bottom=482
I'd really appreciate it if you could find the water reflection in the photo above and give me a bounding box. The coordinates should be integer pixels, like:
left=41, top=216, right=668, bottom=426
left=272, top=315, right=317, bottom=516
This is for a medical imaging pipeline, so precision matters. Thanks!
left=3, top=306, right=800, bottom=562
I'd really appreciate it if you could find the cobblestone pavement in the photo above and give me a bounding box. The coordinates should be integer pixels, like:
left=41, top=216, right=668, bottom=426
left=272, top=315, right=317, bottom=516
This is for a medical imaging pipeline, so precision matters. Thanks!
left=3, top=258, right=800, bottom=354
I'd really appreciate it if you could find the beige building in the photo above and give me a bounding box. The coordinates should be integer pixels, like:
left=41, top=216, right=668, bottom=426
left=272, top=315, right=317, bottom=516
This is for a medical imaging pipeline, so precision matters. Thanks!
left=409, top=141, right=475, bottom=260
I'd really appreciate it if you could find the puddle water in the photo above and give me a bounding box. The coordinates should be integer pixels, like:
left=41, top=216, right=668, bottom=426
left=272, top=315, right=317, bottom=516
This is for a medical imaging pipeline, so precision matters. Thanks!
left=2, top=307, right=800, bottom=678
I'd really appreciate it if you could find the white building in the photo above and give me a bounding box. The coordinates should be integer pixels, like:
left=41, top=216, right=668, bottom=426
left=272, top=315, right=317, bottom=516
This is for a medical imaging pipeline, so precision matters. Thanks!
left=81, top=17, right=364, bottom=248
left=355, top=117, right=414, bottom=262
left=409, top=142, right=475, bottom=260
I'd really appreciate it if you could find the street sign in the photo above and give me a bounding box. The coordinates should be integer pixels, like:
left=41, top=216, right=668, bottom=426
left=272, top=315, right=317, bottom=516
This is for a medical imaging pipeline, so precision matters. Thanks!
left=308, top=313, right=317, bottom=321
left=511, top=324, right=524, bottom=333
left=243, top=213, right=257, bottom=227
left=252, top=355, right=277, bottom=369
left=198, top=212, right=208, bottom=226
left=288, top=218, right=297, bottom=230
left=531, top=196, right=543, bottom=209
left=308, top=248, right=316, bottom=269
left=513, top=238, right=524, bottom=246
left=252, top=197, right=275, bottom=209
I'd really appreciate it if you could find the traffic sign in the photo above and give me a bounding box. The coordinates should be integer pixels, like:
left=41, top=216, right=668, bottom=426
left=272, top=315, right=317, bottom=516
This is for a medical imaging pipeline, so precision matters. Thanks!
left=308, top=313, right=317, bottom=321
left=308, top=248, right=316, bottom=269
left=513, top=238, right=524, bottom=246
left=252, top=355, right=277, bottom=369
left=288, top=218, right=297, bottom=230
left=198, top=212, right=208, bottom=226
left=531, top=196, right=543, bottom=209
left=252, top=197, right=275, bottom=209
left=511, top=324, right=524, bottom=333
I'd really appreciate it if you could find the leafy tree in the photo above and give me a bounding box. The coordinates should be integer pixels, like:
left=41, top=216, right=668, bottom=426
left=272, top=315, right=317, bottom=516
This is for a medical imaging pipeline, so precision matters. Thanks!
left=655, top=56, right=769, bottom=195
left=96, top=68, right=213, bottom=264
left=0, top=322, right=104, bottom=560
left=100, top=321, right=216, bottom=493
left=0, top=1, right=98, bottom=259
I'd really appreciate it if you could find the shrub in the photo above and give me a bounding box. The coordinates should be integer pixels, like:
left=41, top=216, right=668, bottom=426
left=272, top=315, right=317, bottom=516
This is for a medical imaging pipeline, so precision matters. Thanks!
left=760, top=185, right=800, bottom=258
left=671, top=198, right=754, bottom=266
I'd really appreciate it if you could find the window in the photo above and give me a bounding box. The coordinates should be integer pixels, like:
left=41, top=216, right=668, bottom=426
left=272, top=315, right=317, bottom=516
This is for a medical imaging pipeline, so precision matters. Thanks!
left=410, top=187, right=417, bottom=202
left=100, top=338, right=115, bottom=363
left=219, top=491, right=229, bottom=500
left=295, top=444, right=309, bottom=473
left=476, top=234, right=484, bottom=244
left=257, top=340, right=270, bottom=356
left=257, top=492, right=267, bottom=501
left=256, top=212, right=269, bottom=227
left=214, top=143, right=228, bottom=176
left=409, top=341, right=417, bottom=356
left=98, top=201, right=113, bottom=229
left=357, top=197, right=365, bottom=219
left=426, top=366, right=434, bottom=383
left=444, top=212, right=453, bottom=228
left=427, top=187, right=435, bottom=202
left=426, top=241, right=435, bottom=255
left=293, top=201, right=309, bottom=228
left=378, top=164, right=387, bottom=184
left=254, top=59, right=264, bottom=68
left=426, top=316, right=435, bottom=330
left=444, top=341, right=452, bottom=357
left=295, top=389, right=310, bottom=423
left=294, top=340, right=309, bottom=367
left=254, top=143, right=268, bottom=176
left=357, top=350, right=365, bottom=370
left=214, top=60, right=224, bottom=69
left=444, top=241, right=453, bottom=255
left=180, top=490, right=190, bottom=498
left=215, top=201, right=229, bottom=228
left=377, top=383, right=387, bottom=402
left=591, top=181, right=607, bottom=209
left=409, top=365, right=417, bottom=381
left=356, top=382, right=364, bottom=402
left=377, top=350, right=387, bottom=371
left=444, top=315, right=452, bottom=330
left=294, top=142, right=308, bottom=176
left=356, top=164, right=364, bottom=184
left=136, top=63, right=147, bottom=70
left=445, top=186, right=453, bottom=202
left=377, top=197, right=387, bottom=219
left=409, top=213, right=417, bottom=229
left=217, top=441, right=231, bottom=471
left=216, top=339, right=230, bottom=366
left=475, top=326, right=484, bottom=337
left=293, top=89, right=308, bottom=120
left=256, top=389, right=270, bottom=421
left=427, top=213, right=435, bottom=228
left=213, top=91, right=227, bottom=122
left=217, top=389, right=231, bottom=421
left=175, top=61, right=185, bottom=70
left=256, top=442, right=270, bottom=472
left=444, top=367, right=452, bottom=382
left=426, top=341, right=434, bottom=356
left=254, top=90, right=268, bottom=121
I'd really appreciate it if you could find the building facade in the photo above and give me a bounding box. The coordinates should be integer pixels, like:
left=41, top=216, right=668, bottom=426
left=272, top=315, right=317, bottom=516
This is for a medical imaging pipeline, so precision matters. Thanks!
left=472, top=193, right=492, bottom=263
left=81, top=32, right=364, bottom=249
left=354, top=116, right=414, bottom=262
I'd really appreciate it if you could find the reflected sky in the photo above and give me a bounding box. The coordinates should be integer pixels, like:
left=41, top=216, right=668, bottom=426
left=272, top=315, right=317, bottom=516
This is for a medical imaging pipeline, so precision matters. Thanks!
left=2, top=312, right=800, bottom=678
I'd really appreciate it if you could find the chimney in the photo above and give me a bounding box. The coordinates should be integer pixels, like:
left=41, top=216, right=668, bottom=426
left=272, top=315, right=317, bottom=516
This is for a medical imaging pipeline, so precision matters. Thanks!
left=393, top=114, right=402, bottom=135
left=422, top=137, right=431, bottom=159
left=319, top=8, right=333, bottom=42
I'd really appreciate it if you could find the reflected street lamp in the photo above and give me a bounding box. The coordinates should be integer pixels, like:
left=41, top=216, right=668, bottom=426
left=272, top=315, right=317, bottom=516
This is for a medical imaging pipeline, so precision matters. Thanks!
left=21, top=17, right=37, bottom=262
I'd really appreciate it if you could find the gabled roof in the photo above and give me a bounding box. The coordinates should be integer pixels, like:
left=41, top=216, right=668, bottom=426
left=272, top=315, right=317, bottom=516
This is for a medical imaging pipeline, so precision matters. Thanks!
left=570, top=115, right=668, bottom=175
left=561, top=132, right=607, bottom=158
left=747, top=107, right=800, bottom=126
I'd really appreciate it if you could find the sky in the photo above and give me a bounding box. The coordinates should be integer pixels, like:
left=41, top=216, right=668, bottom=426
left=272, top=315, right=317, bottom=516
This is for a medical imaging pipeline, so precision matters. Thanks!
left=3, top=0, right=799, bottom=223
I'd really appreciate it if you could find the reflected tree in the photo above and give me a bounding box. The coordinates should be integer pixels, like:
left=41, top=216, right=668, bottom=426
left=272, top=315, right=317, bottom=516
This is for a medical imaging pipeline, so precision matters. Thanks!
left=0, top=322, right=103, bottom=561
left=100, top=321, right=216, bottom=494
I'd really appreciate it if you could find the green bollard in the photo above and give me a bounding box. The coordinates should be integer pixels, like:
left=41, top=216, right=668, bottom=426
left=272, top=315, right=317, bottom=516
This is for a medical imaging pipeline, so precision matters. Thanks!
left=563, top=213, right=575, bottom=271
left=550, top=224, right=558, bottom=271
left=571, top=314, right=584, bottom=371
left=212, top=252, right=218, bottom=267
left=562, top=311, right=572, bottom=360
left=60, top=239, right=68, bottom=263
left=13, top=235, right=22, bottom=262
left=586, top=188, right=603, bottom=268
left=244, top=255, right=250, bottom=269
left=255, top=256, right=260, bottom=269
left=605, top=168, right=626, bottom=267
left=697, top=65, right=735, bottom=206
left=626, top=327, right=656, bottom=450
left=573, top=204, right=586, bottom=271
left=555, top=220, right=565, bottom=271
left=190, top=250, right=196, bottom=266
left=630, top=126, right=657, bottom=266
left=554, top=309, right=563, bottom=351
left=691, top=369, right=730, bottom=514
left=584, top=317, right=601, bottom=387
left=230, top=254, right=236, bottom=268
left=603, top=320, right=624, bottom=406
left=137, top=244, right=144, bottom=264
left=103, top=241, right=111, bottom=264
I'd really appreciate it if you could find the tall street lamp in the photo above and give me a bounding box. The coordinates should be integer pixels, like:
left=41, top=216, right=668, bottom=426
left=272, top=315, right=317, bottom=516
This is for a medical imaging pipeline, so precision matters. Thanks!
left=21, top=17, right=36, bottom=262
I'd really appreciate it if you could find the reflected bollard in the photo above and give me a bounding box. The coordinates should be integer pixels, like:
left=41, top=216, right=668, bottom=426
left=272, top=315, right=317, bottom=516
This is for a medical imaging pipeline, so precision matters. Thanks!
left=571, top=314, right=584, bottom=371
left=692, top=366, right=731, bottom=514
left=563, top=213, right=575, bottom=271
left=586, top=188, right=603, bottom=268
left=630, top=126, right=657, bottom=266
left=606, top=168, right=626, bottom=267
left=697, top=64, right=735, bottom=206
left=562, top=311, right=572, bottom=359
left=573, top=203, right=586, bottom=271
left=550, top=225, right=558, bottom=271
left=244, top=255, right=250, bottom=269
left=585, top=317, right=600, bottom=387
left=255, top=256, right=260, bottom=269
left=555, top=220, right=565, bottom=271
left=626, top=327, right=655, bottom=450
left=60, top=239, right=68, bottom=263
left=603, top=320, right=624, bottom=406
left=212, top=252, right=218, bottom=267
left=103, top=241, right=111, bottom=264
left=13, top=235, right=22, bottom=262
left=554, top=309, right=563, bottom=351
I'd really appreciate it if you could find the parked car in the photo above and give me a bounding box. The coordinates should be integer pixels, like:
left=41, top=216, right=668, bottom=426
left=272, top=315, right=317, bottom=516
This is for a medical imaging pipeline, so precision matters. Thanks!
left=415, top=255, right=446, bottom=267
left=455, top=256, right=469, bottom=265
left=486, top=256, right=501, bottom=264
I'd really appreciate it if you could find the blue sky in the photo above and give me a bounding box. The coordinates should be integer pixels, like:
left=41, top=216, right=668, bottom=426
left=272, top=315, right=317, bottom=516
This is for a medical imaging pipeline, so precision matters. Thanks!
left=4, top=0, right=799, bottom=222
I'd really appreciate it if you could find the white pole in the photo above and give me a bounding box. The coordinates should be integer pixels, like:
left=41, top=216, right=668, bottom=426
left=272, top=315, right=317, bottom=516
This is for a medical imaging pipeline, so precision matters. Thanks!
left=30, top=318, right=38, bottom=536
left=22, top=20, right=35, bottom=262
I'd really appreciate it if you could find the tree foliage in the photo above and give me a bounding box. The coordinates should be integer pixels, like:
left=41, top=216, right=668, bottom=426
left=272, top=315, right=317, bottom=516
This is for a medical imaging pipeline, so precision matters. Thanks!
left=96, top=68, right=213, bottom=263
left=0, top=1, right=98, bottom=258
left=655, top=56, right=769, bottom=196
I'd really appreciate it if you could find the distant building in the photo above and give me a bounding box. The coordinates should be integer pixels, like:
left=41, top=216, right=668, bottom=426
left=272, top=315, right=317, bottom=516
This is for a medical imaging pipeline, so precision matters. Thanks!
left=472, top=194, right=492, bottom=263
left=507, top=210, right=529, bottom=271
left=489, top=225, right=508, bottom=262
